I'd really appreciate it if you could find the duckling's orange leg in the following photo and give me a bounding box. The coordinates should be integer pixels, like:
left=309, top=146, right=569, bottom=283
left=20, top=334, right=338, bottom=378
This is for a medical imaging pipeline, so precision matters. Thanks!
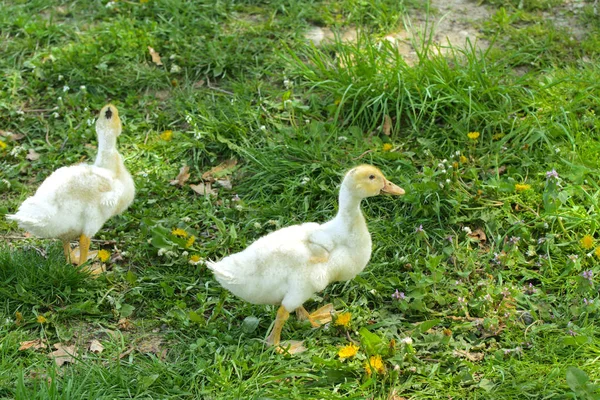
left=297, top=304, right=334, bottom=327
left=78, top=234, right=91, bottom=266
left=266, top=305, right=289, bottom=347
left=62, top=240, right=71, bottom=263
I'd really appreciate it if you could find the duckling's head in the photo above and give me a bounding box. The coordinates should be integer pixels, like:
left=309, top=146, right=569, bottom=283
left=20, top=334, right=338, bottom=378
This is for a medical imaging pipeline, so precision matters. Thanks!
left=343, top=164, right=405, bottom=198
left=96, top=104, right=122, bottom=137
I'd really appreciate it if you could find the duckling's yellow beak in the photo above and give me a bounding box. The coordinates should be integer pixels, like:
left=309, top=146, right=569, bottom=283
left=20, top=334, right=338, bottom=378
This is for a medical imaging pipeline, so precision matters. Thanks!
left=381, top=178, right=405, bottom=195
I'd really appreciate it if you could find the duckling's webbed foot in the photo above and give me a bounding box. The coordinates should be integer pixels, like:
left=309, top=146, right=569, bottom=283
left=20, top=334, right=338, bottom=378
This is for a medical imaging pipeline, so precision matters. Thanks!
left=266, top=305, right=290, bottom=347
left=297, top=304, right=334, bottom=327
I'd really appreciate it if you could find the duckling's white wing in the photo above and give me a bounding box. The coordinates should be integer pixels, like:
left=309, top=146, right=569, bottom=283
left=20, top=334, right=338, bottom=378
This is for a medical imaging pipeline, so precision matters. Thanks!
left=207, top=222, right=326, bottom=283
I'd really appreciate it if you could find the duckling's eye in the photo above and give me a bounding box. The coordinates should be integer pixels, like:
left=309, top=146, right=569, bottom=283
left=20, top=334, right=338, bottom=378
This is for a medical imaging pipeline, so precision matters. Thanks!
left=369, top=175, right=375, bottom=180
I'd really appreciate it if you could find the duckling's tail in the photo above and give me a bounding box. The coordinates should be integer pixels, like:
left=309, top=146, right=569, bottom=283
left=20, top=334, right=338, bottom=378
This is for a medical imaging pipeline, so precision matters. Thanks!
left=205, top=259, right=237, bottom=284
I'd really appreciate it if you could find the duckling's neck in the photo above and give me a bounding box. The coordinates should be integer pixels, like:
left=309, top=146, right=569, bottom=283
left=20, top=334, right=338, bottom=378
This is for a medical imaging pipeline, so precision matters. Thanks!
left=333, top=185, right=365, bottom=228
left=94, top=133, right=120, bottom=172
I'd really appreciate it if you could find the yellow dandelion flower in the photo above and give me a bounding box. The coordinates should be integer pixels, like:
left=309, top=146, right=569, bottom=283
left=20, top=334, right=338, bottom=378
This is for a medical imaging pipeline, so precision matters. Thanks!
left=185, top=235, right=196, bottom=248
left=515, top=184, right=531, bottom=192
left=15, top=311, right=23, bottom=325
left=0, top=140, right=7, bottom=150
left=335, top=312, right=352, bottom=327
left=97, top=249, right=110, bottom=263
left=172, top=228, right=188, bottom=238
left=581, top=234, right=594, bottom=250
left=459, top=155, right=468, bottom=163
left=338, top=344, right=359, bottom=359
left=467, top=131, right=480, bottom=140
left=492, top=133, right=505, bottom=141
left=160, top=130, right=173, bottom=141
left=37, top=315, right=47, bottom=324
left=382, top=143, right=393, bottom=152
left=189, top=254, right=202, bottom=265
left=364, top=355, right=386, bottom=375
left=452, top=161, right=459, bottom=169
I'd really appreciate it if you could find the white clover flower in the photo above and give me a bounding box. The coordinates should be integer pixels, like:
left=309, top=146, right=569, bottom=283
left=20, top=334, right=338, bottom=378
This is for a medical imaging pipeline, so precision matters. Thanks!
left=158, top=248, right=167, bottom=256
left=463, top=226, right=472, bottom=234
left=170, top=64, right=181, bottom=73
left=182, top=216, right=192, bottom=223
left=300, top=177, right=310, bottom=185
left=80, top=85, right=86, bottom=91
left=52, top=112, right=60, bottom=118
left=58, top=75, right=63, bottom=81
left=338, top=136, right=348, bottom=141
left=181, top=251, right=189, bottom=257
left=446, top=179, right=451, bottom=183
left=62, top=85, right=69, bottom=92
left=253, top=222, right=261, bottom=229
left=260, top=125, right=266, bottom=131
left=400, top=337, right=413, bottom=345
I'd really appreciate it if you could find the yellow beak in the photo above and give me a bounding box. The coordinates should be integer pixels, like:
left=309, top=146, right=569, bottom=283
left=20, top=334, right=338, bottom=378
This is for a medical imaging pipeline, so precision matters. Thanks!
left=382, top=179, right=405, bottom=195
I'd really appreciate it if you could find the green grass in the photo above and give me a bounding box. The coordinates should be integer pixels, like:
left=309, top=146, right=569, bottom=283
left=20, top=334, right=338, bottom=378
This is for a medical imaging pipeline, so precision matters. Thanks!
left=1, top=0, right=600, bottom=398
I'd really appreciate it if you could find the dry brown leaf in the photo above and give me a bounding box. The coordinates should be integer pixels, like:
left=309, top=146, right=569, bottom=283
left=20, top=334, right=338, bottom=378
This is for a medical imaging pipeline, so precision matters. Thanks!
left=170, top=165, right=190, bottom=186
left=148, top=46, right=163, bottom=66
left=387, top=389, right=407, bottom=400
left=89, top=339, right=104, bottom=354
left=190, top=182, right=217, bottom=196
left=468, top=228, right=487, bottom=243
left=201, top=159, right=237, bottom=181
left=118, top=345, right=135, bottom=360
left=0, top=130, right=24, bottom=141
left=118, top=318, right=134, bottom=331
left=19, top=339, right=48, bottom=351
left=214, top=178, right=232, bottom=190
left=382, top=114, right=392, bottom=136
left=26, top=149, right=40, bottom=161
left=138, top=336, right=163, bottom=355
left=49, top=343, right=77, bottom=367
left=453, top=349, right=485, bottom=362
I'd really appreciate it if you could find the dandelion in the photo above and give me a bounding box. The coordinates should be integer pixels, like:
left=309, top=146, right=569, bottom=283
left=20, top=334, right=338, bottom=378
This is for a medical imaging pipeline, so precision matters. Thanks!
left=335, top=312, right=352, bottom=327
left=459, top=155, right=468, bottom=163
left=364, top=355, right=386, bottom=375
left=185, top=235, right=196, bottom=248
left=392, top=289, right=406, bottom=301
left=545, top=169, right=559, bottom=179
left=338, top=344, right=359, bottom=359
left=580, top=234, right=594, bottom=250
left=97, top=249, right=110, bottom=263
left=0, top=140, right=6, bottom=150
left=37, top=315, right=47, bottom=324
left=515, top=184, right=531, bottom=192
left=189, top=255, right=202, bottom=265
left=160, top=130, right=173, bottom=141
left=594, top=247, right=600, bottom=258
left=382, top=143, right=393, bottom=152
left=467, top=131, right=480, bottom=140
left=172, top=228, right=188, bottom=238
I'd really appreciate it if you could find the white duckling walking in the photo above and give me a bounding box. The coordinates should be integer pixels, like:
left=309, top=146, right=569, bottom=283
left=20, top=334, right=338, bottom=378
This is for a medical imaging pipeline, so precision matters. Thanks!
left=207, top=165, right=405, bottom=353
left=7, top=104, right=135, bottom=265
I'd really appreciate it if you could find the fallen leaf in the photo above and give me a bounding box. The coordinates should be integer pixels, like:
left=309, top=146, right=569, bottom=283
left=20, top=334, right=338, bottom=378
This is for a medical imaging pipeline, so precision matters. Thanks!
left=138, top=336, right=162, bottom=355
left=118, top=345, right=135, bottom=359
left=0, top=130, right=24, bottom=141
left=148, top=46, right=163, bottom=66
left=26, top=149, right=40, bottom=161
left=190, top=182, right=217, bottom=196
left=453, top=349, right=485, bottom=362
left=468, top=228, right=487, bottom=244
left=201, top=159, right=237, bottom=181
left=49, top=343, right=77, bottom=367
left=118, top=318, right=134, bottom=331
left=19, top=339, right=48, bottom=351
left=170, top=165, right=190, bottom=186
left=89, top=340, right=104, bottom=354
left=382, top=114, right=392, bottom=136
left=214, top=178, right=232, bottom=190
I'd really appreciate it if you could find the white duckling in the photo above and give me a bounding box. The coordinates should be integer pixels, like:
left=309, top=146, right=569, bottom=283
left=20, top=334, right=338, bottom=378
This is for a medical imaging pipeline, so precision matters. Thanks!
left=7, top=104, right=135, bottom=265
left=207, top=165, right=405, bottom=352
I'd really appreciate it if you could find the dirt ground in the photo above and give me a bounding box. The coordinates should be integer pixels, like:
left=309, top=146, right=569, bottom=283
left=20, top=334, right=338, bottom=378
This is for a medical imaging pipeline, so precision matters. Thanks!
left=304, top=0, right=591, bottom=64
